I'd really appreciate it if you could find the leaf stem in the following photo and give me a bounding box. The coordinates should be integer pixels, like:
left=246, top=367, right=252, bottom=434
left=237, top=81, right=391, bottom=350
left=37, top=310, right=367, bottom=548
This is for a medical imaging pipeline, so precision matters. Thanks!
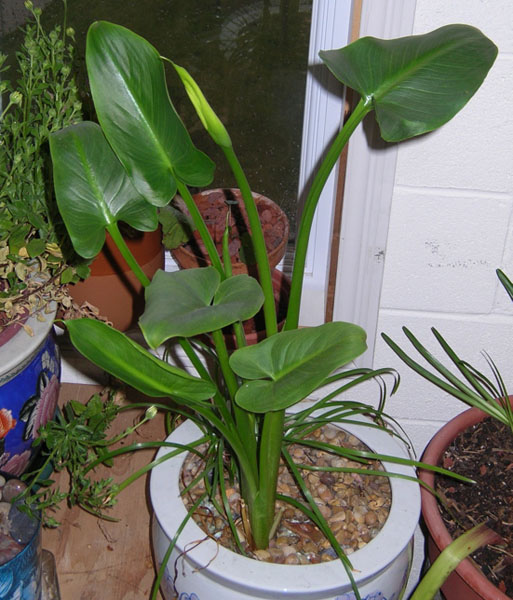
left=175, top=180, right=225, bottom=276
left=221, top=145, right=277, bottom=337
left=106, top=222, right=150, bottom=288
left=286, top=98, right=372, bottom=329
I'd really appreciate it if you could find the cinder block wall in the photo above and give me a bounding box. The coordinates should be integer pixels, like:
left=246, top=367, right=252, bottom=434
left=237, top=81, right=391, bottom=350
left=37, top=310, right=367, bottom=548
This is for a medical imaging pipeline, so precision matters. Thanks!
left=374, top=0, right=513, bottom=455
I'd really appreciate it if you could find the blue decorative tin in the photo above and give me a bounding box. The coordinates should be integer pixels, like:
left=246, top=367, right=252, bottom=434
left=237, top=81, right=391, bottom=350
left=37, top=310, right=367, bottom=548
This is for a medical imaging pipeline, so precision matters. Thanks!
left=0, top=308, right=60, bottom=476
left=0, top=518, right=42, bottom=600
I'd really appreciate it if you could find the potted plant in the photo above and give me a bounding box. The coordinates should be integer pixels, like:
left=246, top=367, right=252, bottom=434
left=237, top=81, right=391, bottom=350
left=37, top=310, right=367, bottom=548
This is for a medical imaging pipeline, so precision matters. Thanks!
left=0, top=1, right=84, bottom=476
left=6, top=388, right=497, bottom=600
left=382, top=269, right=513, bottom=600
left=48, top=20, right=496, bottom=600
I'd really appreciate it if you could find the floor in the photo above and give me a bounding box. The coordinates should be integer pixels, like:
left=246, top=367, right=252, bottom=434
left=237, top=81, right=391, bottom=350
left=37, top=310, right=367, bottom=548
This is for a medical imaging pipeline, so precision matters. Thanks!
left=43, top=383, right=165, bottom=600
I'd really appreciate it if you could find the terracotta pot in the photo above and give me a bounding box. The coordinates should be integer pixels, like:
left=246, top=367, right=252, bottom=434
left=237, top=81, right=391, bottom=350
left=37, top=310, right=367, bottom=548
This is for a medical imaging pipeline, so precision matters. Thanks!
left=419, top=405, right=511, bottom=600
left=69, top=228, right=164, bottom=331
left=171, top=188, right=289, bottom=276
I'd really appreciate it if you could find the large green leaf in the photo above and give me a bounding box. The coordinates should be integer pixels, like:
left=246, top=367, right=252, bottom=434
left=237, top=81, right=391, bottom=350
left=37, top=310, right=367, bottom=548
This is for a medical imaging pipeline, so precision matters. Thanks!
left=320, top=24, right=497, bottom=142
left=50, top=121, right=158, bottom=259
left=229, top=322, right=367, bottom=413
left=65, top=318, right=215, bottom=401
left=86, top=21, right=215, bottom=206
left=139, top=268, right=264, bottom=348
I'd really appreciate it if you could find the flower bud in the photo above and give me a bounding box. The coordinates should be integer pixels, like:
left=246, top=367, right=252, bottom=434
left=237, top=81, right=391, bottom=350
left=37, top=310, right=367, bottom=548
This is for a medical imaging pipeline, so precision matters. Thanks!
left=145, top=406, right=158, bottom=420
left=9, top=91, right=22, bottom=106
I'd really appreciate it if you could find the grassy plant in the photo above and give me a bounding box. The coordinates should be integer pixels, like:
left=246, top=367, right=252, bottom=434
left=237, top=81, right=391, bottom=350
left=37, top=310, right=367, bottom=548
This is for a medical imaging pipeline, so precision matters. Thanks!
left=382, top=269, right=513, bottom=435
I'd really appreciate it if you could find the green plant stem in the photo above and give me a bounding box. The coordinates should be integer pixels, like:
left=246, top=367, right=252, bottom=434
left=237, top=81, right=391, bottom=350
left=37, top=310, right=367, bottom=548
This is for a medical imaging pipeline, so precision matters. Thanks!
left=211, top=329, right=258, bottom=472
left=221, top=145, right=277, bottom=337
left=221, top=144, right=283, bottom=548
left=175, top=179, right=225, bottom=276
left=178, top=337, right=212, bottom=382
left=221, top=213, right=248, bottom=347
left=250, top=409, right=284, bottom=549
left=285, top=98, right=372, bottom=330
left=106, top=222, right=150, bottom=288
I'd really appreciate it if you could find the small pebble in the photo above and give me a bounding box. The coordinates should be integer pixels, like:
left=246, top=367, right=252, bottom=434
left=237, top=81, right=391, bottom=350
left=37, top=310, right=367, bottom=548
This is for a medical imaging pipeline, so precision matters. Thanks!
left=2, top=479, right=26, bottom=502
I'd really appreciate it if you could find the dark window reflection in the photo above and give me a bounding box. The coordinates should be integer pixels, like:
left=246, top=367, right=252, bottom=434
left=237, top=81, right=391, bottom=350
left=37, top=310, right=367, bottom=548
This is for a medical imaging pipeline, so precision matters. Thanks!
left=1, top=0, right=313, bottom=236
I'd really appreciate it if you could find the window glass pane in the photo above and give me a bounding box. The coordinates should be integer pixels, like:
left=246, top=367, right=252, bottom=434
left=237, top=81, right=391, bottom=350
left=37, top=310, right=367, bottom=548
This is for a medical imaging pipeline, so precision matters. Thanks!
left=1, top=0, right=313, bottom=237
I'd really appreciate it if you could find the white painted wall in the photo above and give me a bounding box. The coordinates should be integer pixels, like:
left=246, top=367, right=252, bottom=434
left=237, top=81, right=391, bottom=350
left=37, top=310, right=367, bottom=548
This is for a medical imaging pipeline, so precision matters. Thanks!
left=373, top=0, right=513, bottom=456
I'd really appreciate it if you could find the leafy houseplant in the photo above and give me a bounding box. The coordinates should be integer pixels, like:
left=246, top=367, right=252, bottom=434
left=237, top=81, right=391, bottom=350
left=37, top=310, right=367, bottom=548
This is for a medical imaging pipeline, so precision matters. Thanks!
left=0, top=0, right=84, bottom=334
left=14, top=389, right=500, bottom=600
left=382, top=269, right=513, bottom=599
left=48, top=20, right=496, bottom=600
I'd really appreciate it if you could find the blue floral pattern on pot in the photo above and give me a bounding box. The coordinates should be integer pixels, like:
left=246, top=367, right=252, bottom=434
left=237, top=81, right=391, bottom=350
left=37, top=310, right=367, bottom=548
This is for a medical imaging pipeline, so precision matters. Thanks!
left=0, top=333, right=60, bottom=476
left=178, top=594, right=200, bottom=600
left=0, top=521, right=42, bottom=600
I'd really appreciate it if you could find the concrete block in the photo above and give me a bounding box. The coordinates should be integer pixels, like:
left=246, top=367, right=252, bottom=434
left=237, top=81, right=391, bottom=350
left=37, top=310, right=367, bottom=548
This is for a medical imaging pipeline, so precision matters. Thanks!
left=394, top=59, right=512, bottom=194
left=413, top=0, right=513, bottom=53
left=380, top=189, right=511, bottom=312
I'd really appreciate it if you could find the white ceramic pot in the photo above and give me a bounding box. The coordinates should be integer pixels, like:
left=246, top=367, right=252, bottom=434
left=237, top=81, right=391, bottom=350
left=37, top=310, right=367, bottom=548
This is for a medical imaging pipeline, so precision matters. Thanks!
left=0, top=305, right=60, bottom=475
left=150, top=415, right=420, bottom=600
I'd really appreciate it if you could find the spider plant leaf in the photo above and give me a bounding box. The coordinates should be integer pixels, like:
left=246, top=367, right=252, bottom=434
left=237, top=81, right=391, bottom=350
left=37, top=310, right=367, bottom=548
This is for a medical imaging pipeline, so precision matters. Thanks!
left=497, top=269, right=513, bottom=303
left=139, top=268, right=264, bottom=348
left=86, top=21, right=215, bottom=206
left=320, top=24, right=497, bottom=142
left=50, top=121, right=158, bottom=259
left=230, top=322, right=367, bottom=413
left=410, top=523, right=502, bottom=600
left=65, top=318, right=215, bottom=401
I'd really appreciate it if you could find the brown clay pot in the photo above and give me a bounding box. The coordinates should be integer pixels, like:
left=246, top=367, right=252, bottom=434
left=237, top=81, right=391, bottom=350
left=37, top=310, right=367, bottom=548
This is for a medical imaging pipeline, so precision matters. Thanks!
left=419, top=404, right=511, bottom=600
left=69, top=228, right=164, bottom=331
left=171, top=188, right=289, bottom=276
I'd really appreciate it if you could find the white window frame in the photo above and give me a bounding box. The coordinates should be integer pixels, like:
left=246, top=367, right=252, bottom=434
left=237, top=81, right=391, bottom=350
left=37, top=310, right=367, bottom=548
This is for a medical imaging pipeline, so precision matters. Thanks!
left=296, top=0, right=354, bottom=326
left=331, top=0, right=417, bottom=367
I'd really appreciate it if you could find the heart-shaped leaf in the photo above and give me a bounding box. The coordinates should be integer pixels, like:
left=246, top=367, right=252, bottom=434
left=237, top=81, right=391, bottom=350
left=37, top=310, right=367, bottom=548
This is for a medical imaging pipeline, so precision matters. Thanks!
left=320, top=24, right=497, bottom=142
left=50, top=121, right=158, bottom=258
left=65, top=318, right=215, bottom=402
left=139, top=267, right=264, bottom=348
left=229, top=322, right=367, bottom=413
left=86, top=21, right=215, bottom=206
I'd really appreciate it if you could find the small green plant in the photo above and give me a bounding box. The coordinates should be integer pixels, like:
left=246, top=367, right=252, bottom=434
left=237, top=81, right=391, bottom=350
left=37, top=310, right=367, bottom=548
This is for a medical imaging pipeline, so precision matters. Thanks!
left=382, top=269, right=513, bottom=434
left=0, top=0, right=85, bottom=330
left=17, top=389, right=157, bottom=527
left=48, top=20, right=496, bottom=600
